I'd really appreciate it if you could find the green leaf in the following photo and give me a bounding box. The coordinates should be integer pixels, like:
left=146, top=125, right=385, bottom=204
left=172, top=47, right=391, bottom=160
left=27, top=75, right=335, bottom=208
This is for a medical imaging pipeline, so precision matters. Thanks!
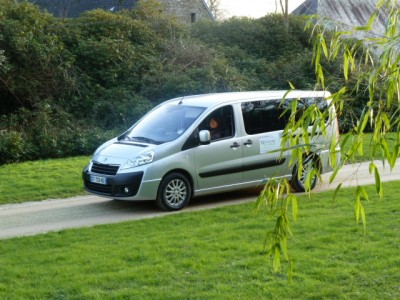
left=356, top=185, right=369, bottom=202
left=354, top=197, right=361, bottom=224
left=332, top=183, right=342, bottom=202
left=369, top=162, right=383, bottom=198
left=281, top=237, right=289, bottom=261
left=354, top=25, right=372, bottom=31
left=374, top=167, right=383, bottom=198
left=354, top=186, right=368, bottom=228
left=360, top=203, right=366, bottom=229
left=273, top=245, right=281, bottom=272
left=359, top=109, right=370, bottom=133
left=343, top=51, right=349, bottom=80
left=320, top=35, right=329, bottom=58
left=381, top=112, right=391, bottom=130
left=329, top=165, right=340, bottom=184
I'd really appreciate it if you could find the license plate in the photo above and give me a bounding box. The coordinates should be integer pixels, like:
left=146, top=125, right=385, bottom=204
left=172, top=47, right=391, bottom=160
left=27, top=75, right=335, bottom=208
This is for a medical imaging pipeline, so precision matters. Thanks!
left=90, top=175, right=107, bottom=185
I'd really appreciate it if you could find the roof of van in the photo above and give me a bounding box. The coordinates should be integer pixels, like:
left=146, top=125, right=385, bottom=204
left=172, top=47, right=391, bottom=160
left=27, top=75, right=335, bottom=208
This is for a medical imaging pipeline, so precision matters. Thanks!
left=167, top=90, right=331, bottom=108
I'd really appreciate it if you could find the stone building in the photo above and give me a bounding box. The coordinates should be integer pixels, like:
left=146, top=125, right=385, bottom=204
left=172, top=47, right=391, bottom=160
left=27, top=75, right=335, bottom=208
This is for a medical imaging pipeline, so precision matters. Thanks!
left=30, top=0, right=214, bottom=23
left=291, top=0, right=391, bottom=39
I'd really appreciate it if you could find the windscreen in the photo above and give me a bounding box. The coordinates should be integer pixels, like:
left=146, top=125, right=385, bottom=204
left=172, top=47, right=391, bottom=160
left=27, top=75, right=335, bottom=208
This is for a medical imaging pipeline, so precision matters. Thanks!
left=126, top=104, right=205, bottom=144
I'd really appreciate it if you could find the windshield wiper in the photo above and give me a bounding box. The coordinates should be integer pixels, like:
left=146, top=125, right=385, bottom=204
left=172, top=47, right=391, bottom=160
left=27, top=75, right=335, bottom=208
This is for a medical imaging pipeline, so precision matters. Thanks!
left=127, top=136, right=161, bottom=145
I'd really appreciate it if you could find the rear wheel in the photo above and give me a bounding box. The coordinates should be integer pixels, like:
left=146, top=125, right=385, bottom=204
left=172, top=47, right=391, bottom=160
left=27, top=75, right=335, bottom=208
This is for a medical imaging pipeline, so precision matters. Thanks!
left=291, top=155, right=319, bottom=192
left=156, top=173, right=191, bottom=211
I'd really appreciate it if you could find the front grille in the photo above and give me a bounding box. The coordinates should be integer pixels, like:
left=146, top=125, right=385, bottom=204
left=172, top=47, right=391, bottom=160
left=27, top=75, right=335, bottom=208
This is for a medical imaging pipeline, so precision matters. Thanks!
left=91, top=162, right=119, bottom=175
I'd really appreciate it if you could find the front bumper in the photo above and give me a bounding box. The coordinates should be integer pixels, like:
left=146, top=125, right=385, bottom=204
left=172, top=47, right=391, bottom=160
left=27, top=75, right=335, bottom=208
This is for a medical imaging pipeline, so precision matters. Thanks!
left=83, top=167, right=144, bottom=198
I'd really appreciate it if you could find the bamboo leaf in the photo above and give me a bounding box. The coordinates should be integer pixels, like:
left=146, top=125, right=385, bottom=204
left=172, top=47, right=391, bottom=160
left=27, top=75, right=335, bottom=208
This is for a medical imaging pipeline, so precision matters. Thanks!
left=374, top=167, right=383, bottom=198
left=273, top=245, right=281, bottom=272
left=390, top=143, right=399, bottom=169
left=354, top=197, right=361, bottom=224
left=359, top=109, right=370, bottom=133
left=329, top=165, right=340, bottom=184
left=332, top=183, right=342, bottom=202
left=360, top=203, right=367, bottom=229
left=381, top=137, right=391, bottom=163
left=354, top=186, right=369, bottom=226
left=343, top=51, right=349, bottom=80
left=320, top=35, right=329, bottom=58
left=357, top=185, right=369, bottom=202
left=354, top=25, right=372, bottom=31
left=369, top=161, right=376, bottom=174
left=369, top=162, right=383, bottom=198
left=366, top=11, right=377, bottom=27
left=381, top=112, right=391, bottom=130
left=281, top=237, right=289, bottom=261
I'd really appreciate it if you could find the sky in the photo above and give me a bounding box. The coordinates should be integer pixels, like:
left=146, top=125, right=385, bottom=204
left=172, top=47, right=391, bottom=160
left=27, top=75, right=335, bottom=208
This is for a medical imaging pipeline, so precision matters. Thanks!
left=219, top=0, right=305, bottom=18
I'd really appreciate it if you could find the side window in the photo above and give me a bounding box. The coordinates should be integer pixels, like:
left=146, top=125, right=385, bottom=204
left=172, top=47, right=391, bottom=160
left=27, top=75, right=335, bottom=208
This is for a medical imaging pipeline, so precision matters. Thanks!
left=241, top=100, right=288, bottom=135
left=199, top=105, right=235, bottom=141
left=241, top=97, right=329, bottom=135
left=293, top=97, right=328, bottom=122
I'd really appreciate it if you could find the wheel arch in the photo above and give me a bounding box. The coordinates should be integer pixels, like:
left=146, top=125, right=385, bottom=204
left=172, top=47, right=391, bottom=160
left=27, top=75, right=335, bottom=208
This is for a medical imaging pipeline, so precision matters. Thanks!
left=160, top=168, right=194, bottom=198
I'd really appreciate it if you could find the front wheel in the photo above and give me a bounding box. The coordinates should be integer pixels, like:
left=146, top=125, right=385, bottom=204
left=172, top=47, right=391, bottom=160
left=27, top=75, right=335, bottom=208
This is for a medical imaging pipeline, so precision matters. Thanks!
left=290, top=155, right=319, bottom=192
left=156, top=173, right=192, bottom=211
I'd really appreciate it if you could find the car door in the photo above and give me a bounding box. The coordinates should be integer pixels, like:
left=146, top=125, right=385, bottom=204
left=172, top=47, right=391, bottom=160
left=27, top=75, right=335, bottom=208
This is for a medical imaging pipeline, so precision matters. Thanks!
left=192, top=105, right=243, bottom=191
left=240, top=100, right=291, bottom=183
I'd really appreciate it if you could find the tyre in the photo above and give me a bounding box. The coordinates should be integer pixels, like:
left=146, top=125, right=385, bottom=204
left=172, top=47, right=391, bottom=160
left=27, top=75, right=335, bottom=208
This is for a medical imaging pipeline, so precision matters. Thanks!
left=290, top=155, right=319, bottom=192
left=156, top=173, right=192, bottom=211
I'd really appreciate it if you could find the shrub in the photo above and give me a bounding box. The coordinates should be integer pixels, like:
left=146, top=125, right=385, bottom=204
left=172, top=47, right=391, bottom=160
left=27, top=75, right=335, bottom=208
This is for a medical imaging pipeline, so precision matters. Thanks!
left=0, top=103, right=120, bottom=165
left=92, top=88, right=153, bottom=129
left=0, top=131, right=30, bottom=164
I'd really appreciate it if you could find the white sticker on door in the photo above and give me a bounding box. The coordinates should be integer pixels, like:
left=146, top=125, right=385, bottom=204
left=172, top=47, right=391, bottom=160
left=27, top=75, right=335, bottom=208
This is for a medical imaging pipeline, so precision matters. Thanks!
left=259, top=133, right=280, bottom=154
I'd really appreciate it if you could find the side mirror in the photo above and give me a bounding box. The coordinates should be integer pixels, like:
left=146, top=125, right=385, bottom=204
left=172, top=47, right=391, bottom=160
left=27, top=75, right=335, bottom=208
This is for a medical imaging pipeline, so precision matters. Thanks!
left=199, top=130, right=211, bottom=145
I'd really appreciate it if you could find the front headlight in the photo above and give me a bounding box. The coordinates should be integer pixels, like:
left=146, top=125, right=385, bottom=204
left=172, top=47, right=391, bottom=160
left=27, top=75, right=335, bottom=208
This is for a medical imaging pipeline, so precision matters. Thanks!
left=120, top=151, right=155, bottom=170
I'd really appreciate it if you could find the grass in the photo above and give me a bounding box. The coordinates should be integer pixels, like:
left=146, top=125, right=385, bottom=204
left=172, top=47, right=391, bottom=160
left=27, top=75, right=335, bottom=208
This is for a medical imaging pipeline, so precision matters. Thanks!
left=340, top=132, right=399, bottom=163
left=0, top=156, right=90, bottom=204
left=0, top=133, right=399, bottom=298
left=0, top=183, right=399, bottom=299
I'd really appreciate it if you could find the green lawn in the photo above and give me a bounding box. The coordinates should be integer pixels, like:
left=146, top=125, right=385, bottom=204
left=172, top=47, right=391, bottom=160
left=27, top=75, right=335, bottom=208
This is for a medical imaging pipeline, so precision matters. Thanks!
left=0, top=183, right=399, bottom=299
left=0, top=156, right=90, bottom=204
left=0, top=134, right=399, bottom=298
left=340, top=132, right=399, bottom=163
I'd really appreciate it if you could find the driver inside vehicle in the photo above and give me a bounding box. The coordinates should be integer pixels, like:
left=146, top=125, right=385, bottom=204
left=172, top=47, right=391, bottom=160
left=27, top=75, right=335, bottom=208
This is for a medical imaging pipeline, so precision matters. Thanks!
left=209, top=117, right=221, bottom=140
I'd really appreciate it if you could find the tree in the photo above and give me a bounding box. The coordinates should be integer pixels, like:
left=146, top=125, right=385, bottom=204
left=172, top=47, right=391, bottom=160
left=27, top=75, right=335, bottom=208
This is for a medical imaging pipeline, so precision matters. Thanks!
left=260, top=0, right=400, bottom=279
left=280, top=0, right=289, bottom=32
left=0, top=0, right=71, bottom=114
left=308, top=0, right=400, bottom=214
left=205, top=0, right=223, bottom=19
left=271, top=0, right=290, bottom=31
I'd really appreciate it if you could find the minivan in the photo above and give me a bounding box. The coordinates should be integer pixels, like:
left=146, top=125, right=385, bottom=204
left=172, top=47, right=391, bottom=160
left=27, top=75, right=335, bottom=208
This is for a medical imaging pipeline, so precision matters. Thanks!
left=82, top=91, right=340, bottom=211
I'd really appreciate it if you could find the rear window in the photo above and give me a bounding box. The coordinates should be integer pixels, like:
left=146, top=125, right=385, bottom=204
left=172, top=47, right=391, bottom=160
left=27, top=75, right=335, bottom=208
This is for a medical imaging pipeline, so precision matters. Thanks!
left=241, top=98, right=327, bottom=135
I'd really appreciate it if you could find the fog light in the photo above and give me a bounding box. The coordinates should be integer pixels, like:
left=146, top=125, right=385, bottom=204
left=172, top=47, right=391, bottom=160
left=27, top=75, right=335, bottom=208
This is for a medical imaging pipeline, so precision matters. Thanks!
left=124, top=187, right=130, bottom=194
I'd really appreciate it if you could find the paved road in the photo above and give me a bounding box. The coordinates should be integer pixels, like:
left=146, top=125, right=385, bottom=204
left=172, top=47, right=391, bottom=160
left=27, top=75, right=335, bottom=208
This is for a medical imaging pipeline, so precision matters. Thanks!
left=1, top=160, right=399, bottom=239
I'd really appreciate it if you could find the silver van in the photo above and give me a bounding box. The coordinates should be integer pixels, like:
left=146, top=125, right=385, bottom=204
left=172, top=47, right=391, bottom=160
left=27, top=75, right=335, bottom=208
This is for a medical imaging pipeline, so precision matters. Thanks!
left=83, top=91, right=340, bottom=211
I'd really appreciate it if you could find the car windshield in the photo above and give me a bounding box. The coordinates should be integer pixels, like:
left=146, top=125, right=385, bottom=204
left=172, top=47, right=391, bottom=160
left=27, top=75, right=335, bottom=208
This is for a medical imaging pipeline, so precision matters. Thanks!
left=126, top=104, right=205, bottom=144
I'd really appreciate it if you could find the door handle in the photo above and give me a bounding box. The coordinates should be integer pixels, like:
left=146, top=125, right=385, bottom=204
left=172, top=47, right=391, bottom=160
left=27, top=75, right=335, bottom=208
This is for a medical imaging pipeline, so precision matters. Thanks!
left=244, top=139, right=253, bottom=146
left=230, top=142, right=241, bottom=149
